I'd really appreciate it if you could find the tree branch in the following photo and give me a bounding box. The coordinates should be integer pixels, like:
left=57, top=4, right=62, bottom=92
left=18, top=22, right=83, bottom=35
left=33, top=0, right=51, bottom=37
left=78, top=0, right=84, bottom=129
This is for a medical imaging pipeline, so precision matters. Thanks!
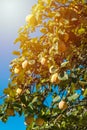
left=0, top=94, right=7, bottom=99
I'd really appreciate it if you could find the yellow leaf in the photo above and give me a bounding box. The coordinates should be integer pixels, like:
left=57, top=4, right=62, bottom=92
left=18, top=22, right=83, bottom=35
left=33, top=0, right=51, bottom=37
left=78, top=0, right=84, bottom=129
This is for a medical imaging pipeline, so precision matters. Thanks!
left=25, top=14, right=37, bottom=26
left=14, top=38, right=20, bottom=44
left=61, top=0, right=68, bottom=4
left=42, top=0, right=51, bottom=4
left=12, top=51, right=20, bottom=56
left=40, top=28, right=47, bottom=33
left=56, top=0, right=68, bottom=4
left=18, top=26, right=24, bottom=33
left=48, top=12, right=56, bottom=18
left=78, top=28, right=85, bottom=35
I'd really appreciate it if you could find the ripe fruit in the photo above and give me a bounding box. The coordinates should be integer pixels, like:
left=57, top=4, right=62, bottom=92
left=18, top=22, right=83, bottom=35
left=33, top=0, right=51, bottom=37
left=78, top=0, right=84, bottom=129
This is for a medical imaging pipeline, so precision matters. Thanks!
left=14, top=67, right=20, bottom=74
left=58, top=100, right=68, bottom=110
left=25, top=116, right=34, bottom=125
left=40, top=57, right=46, bottom=65
left=22, top=60, right=28, bottom=69
left=16, top=88, right=22, bottom=95
left=6, top=108, right=14, bottom=116
left=36, top=118, right=44, bottom=126
left=51, top=73, right=60, bottom=83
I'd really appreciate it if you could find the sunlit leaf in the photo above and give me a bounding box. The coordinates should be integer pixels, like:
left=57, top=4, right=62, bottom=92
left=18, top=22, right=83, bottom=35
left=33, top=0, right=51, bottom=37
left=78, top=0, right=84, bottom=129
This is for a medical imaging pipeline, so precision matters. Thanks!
left=68, top=93, right=79, bottom=101
left=12, top=51, right=20, bottom=56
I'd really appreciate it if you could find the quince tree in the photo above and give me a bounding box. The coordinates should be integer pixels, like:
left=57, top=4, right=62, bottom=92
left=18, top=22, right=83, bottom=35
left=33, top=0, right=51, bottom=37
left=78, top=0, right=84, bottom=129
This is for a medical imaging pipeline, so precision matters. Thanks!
left=0, top=0, right=87, bottom=129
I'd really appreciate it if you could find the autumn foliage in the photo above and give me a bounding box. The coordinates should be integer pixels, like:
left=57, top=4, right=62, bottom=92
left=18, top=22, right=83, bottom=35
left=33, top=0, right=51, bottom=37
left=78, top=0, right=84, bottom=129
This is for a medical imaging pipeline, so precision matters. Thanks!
left=0, top=0, right=87, bottom=130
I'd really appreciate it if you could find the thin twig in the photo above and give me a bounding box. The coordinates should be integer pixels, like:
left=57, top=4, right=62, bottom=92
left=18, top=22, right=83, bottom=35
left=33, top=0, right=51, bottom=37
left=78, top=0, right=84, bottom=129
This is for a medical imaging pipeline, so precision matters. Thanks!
left=0, top=94, right=7, bottom=99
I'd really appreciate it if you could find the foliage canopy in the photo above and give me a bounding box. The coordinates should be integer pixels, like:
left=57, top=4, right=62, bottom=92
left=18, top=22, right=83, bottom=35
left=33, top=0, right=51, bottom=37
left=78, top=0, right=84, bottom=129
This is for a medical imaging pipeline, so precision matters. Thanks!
left=0, top=0, right=87, bottom=130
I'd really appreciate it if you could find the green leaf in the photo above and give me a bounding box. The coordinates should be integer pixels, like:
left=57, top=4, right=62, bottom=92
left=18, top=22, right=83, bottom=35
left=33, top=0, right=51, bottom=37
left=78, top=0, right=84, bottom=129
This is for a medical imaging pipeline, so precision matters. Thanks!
left=83, top=88, right=87, bottom=96
left=78, top=28, right=85, bottom=35
left=79, top=81, right=87, bottom=86
left=53, top=96, right=60, bottom=102
left=32, top=96, right=38, bottom=104
left=68, top=93, right=79, bottom=101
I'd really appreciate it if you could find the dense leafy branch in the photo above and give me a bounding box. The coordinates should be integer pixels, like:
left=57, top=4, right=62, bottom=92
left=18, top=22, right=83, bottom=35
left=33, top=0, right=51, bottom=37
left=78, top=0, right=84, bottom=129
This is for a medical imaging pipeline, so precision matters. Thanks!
left=0, top=0, right=87, bottom=130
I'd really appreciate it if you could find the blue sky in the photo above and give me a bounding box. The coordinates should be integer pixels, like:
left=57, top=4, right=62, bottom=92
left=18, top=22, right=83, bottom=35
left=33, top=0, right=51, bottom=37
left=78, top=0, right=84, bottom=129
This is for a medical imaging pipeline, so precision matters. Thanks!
left=0, top=0, right=37, bottom=129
